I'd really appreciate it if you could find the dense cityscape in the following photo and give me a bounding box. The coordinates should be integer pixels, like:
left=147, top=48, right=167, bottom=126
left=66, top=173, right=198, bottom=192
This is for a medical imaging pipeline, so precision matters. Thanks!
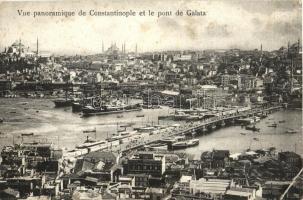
left=0, top=36, right=302, bottom=200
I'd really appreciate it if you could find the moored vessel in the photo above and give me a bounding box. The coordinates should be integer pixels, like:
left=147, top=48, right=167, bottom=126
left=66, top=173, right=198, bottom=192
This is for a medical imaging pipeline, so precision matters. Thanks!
left=171, top=138, right=200, bottom=150
left=82, top=103, right=142, bottom=116
left=53, top=98, right=73, bottom=107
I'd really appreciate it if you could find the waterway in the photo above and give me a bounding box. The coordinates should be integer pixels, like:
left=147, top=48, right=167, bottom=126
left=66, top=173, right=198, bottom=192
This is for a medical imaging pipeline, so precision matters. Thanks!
left=179, top=109, right=303, bottom=159
left=0, top=98, right=302, bottom=159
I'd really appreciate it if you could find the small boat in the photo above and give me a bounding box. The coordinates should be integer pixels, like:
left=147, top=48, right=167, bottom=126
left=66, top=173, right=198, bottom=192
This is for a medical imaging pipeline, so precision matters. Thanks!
left=145, top=143, right=168, bottom=150
left=285, top=129, right=297, bottom=134
left=21, top=133, right=34, bottom=137
left=237, top=118, right=255, bottom=124
left=117, top=115, right=124, bottom=118
left=136, top=114, right=145, bottom=118
left=245, top=124, right=260, bottom=132
left=83, top=128, right=96, bottom=133
left=279, top=120, right=286, bottom=123
left=120, top=123, right=135, bottom=128
left=253, top=137, right=259, bottom=141
left=76, top=137, right=107, bottom=149
left=172, top=141, right=187, bottom=150
left=134, top=126, right=156, bottom=132
left=253, top=116, right=261, bottom=123
left=268, top=123, right=277, bottom=128
left=187, top=139, right=199, bottom=147
left=17, top=102, right=28, bottom=105
left=240, top=133, right=246, bottom=135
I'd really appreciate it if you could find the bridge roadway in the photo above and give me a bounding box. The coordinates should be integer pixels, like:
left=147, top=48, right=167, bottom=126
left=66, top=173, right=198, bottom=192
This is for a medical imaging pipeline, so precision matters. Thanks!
left=109, top=105, right=283, bottom=154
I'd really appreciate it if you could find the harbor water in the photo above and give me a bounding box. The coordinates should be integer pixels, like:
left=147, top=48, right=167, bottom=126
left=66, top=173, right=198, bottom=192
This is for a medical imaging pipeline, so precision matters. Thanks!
left=178, top=109, right=303, bottom=159
left=0, top=98, right=302, bottom=159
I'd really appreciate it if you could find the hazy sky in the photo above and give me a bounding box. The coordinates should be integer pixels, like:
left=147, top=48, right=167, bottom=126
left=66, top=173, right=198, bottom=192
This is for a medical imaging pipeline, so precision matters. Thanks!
left=0, top=0, right=301, bottom=55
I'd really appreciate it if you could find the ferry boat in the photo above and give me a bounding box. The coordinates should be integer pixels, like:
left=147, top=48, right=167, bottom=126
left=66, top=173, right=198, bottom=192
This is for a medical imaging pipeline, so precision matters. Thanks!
left=21, top=133, right=34, bottom=137
left=134, top=126, right=156, bottom=133
left=171, top=138, right=199, bottom=150
left=76, top=137, right=107, bottom=149
left=171, top=141, right=187, bottom=149
left=107, top=131, right=137, bottom=142
left=160, top=138, right=177, bottom=144
left=236, top=118, right=255, bottom=124
left=82, top=103, right=142, bottom=116
left=145, top=143, right=168, bottom=151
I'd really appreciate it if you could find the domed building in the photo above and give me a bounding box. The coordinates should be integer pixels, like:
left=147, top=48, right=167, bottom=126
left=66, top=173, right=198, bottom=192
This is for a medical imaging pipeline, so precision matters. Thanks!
left=105, top=43, right=120, bottom=55
left=105, top=43, right=124, bottom=60
left=4, top=40, right=35, bottom=58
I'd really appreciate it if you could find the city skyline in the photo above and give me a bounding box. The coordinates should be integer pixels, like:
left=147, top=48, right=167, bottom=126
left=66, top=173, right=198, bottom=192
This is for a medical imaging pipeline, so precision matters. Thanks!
left=0, top=0, right=301, bottom=54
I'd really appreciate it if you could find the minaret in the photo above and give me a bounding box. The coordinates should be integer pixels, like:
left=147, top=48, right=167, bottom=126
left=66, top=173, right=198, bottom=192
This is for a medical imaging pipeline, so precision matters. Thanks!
left=124, top=42, right=126, bottom=54
left=135, top=44, right=137, bottom=55
left=260, top=44, right=262, bottom=54
left=19, top=38, right=22, bottom=55
left=36, top=37, right=39, bottom=56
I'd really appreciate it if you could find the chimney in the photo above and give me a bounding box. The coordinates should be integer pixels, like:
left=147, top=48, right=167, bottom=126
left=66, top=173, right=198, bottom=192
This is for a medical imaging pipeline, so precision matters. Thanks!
left=36, top=37, right=39, bottom=56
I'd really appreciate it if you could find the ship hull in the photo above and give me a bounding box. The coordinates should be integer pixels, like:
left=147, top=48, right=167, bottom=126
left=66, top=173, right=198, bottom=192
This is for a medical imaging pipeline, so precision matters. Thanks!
left=172, top=143, right=187, bottom=150
left=72, top=102, right=82, bottom=112
left=53, top=99, right=73, bottom=107
left=171, top=139, right=199, bottom=150
left=82, top=104, right=142, bottom=117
